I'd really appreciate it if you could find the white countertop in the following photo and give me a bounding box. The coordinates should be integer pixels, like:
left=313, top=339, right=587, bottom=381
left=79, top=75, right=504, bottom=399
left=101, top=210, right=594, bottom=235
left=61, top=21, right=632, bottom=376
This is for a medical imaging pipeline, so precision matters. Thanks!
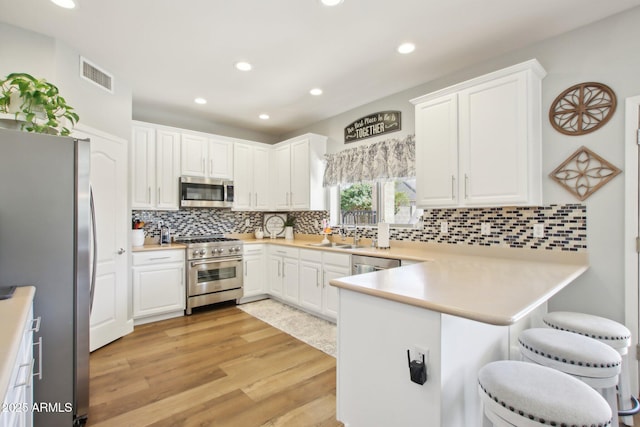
left=0, top=286, right=35, bottom=398
left=330, top=254, right=587, bottom=326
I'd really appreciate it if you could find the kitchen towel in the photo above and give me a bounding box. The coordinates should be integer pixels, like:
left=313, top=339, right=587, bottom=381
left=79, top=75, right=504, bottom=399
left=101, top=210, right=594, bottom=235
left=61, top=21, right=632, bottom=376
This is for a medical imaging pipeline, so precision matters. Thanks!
left=377, top=222, right=390, bottom=249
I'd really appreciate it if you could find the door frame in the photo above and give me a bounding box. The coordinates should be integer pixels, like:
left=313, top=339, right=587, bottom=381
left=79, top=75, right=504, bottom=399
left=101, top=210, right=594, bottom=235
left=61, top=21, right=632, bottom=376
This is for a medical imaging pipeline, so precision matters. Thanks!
left=624, top=94, right=640, bottom=395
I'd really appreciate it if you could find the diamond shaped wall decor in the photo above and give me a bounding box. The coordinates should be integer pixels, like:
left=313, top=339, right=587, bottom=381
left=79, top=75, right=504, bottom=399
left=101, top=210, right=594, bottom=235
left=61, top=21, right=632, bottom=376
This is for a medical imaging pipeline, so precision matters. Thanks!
left=549, top=146, right=621, bottom=201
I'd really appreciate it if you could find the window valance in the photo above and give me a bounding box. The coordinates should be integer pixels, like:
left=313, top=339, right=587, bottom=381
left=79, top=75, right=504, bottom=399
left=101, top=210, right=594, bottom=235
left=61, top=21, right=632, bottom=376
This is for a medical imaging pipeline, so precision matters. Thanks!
left=323, top=135, right=415, bottom=186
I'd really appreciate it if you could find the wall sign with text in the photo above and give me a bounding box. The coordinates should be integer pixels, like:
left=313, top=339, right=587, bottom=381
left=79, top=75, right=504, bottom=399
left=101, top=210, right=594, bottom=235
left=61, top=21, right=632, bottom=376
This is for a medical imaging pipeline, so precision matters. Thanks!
left=344, top=111, right=401, bottom=143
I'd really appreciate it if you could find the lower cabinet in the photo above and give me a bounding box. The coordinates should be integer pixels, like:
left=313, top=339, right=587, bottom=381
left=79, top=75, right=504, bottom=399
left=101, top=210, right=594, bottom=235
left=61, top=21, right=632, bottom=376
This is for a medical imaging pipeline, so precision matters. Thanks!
left=242, top=244, right=267, bottom=300
left=132, top=249, right=185, bottom=324
left=267, top=246, right=300, bottom=304
left=1, top=303, right=35, bottom=427
left=300, top=249, right=350, bottom=321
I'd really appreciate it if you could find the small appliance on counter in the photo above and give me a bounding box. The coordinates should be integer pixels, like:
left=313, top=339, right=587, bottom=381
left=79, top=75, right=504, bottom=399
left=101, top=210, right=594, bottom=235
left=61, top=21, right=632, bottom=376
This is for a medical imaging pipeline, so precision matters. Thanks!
left=377, top=222, right=390, bottom=249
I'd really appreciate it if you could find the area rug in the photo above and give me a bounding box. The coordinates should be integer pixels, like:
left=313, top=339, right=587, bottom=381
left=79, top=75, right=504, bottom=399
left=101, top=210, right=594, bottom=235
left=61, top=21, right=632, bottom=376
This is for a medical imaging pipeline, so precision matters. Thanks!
left=238, top=298, right=336, bottom=357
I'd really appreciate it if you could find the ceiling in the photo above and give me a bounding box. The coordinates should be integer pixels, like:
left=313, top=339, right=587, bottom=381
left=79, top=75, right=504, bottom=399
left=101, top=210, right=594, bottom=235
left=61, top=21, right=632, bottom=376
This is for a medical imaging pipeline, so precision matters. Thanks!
left=2, top=0, right=640, bottom=137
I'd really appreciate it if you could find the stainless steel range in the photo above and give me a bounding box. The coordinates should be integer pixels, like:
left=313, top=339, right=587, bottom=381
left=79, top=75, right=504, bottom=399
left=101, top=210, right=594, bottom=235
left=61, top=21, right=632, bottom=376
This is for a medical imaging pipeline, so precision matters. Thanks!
left=175, top=235, right=244, bottom=314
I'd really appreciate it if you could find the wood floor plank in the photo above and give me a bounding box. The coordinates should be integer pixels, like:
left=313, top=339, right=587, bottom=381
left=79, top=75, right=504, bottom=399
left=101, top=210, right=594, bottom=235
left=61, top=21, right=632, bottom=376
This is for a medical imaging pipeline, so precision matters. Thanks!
left=87, top=305, right=342, bottom=427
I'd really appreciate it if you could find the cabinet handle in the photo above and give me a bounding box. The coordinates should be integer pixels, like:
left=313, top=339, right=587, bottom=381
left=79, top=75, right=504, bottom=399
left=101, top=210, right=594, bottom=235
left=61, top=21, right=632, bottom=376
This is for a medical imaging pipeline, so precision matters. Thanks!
left=249, top=192, right=252, bottom=207
left=14, top=359, right=34, bottom=388
left=316, top=269, right=319, bottom=287
left=282, top=261, right=285, bottom=278
left=149, top=256, right=171, bottom=261
left=451, top=175, right=456, bottom=199
left=464, top=174, right=469, bottom=199
left=244, top=261, right=248, bottom=276
left=322, top=270, right=325, bottom=288
left=157, top=187, right=161, bottom=203
left=255, top=193, right=258, bottom=206
left=148, top=187, right=151, bottom=203
left=30, top=316, right=41, bottom=333
left=202, top=159, right=205, bottom=173
left=33, top=336, right=43, bottom=380
left=278, top=260, right=282, bottom=277
left=210, top=160, right=213, bottom=175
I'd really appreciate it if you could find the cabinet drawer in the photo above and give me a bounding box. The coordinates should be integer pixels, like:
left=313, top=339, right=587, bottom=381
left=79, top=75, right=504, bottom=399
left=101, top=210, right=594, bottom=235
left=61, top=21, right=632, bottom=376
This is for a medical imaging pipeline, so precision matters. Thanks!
left=270, top=246, right=299, bottom=258
left=132, top=249, right=185, bottom=266
left=323, top=252, right=350, bottom=267
left=244, top=244, right=264, bottom=256
left=299, top=249, right=322, bottom=262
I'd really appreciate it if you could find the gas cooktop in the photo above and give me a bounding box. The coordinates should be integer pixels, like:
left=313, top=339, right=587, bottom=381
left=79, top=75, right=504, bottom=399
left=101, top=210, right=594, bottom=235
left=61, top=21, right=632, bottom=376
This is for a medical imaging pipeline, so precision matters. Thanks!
left=174, top=235, right=241, bottom=245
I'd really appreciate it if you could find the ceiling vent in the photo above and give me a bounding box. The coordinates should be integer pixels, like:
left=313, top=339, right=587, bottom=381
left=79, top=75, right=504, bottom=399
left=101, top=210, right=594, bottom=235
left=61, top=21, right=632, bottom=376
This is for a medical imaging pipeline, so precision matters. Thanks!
left=80, top=56, right=114, bottom=94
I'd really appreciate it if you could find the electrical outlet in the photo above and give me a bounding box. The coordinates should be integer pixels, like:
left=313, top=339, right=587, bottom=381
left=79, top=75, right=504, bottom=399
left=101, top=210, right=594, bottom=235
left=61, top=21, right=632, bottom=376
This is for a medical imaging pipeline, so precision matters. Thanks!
left=415, top=346, right=429, bottom=363
left=481, top=222, right=491, bottom=235
left=245, top=218, right=251, bottom=227
left=533, top=223, right=544, bottom=238
left=440, top=221, right=448, bottom=234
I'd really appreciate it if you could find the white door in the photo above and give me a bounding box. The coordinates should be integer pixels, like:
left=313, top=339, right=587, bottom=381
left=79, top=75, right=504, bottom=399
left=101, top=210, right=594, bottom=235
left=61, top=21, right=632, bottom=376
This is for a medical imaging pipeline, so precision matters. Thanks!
left=208, top=139, right=233, bottom=179
left=272, top=144, right=291, bottom=209
left=155, top=129, right=181, bottom=210
left=75, top=126, right=132, bottom=351
left=290, top=139, right=310, bottom=209
left=181, top=133, right=208, bottom=177
left=233, top=143, right=253, bottom=209
left=253, top=146, right=271, bottom=210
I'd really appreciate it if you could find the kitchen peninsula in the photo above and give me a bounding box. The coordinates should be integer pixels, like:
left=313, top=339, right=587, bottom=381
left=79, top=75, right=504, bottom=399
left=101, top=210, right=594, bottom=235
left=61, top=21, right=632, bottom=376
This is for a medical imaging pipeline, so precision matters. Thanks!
left=329, top=248, right=588, bottom=427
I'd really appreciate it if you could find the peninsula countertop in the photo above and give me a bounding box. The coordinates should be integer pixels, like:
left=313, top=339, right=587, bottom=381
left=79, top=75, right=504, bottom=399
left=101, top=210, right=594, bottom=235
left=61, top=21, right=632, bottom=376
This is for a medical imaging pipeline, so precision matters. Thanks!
left=330, top=253, right=587, bottom=326
left=0, top=286, right=35, bottom=400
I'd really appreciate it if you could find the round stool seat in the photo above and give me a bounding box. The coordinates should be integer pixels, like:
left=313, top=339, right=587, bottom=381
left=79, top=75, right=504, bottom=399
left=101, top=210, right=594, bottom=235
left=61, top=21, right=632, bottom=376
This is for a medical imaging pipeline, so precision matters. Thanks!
left=543, top=311, right=631, bottom=350
left=478, top=360, right=612, bottom=427
left=519, top=328, right=621, bottom=379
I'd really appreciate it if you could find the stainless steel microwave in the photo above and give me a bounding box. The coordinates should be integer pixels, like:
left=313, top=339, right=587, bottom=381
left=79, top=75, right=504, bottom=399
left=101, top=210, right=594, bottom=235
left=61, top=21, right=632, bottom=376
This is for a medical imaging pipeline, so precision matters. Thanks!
left=179, top=176, right=234, bottom=208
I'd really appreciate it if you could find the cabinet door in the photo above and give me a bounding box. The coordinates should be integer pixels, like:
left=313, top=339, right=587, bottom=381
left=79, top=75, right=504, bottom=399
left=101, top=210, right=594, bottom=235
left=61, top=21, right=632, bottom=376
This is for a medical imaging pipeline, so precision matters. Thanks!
left=282, top=257, right=299, bottom=304
left=181, top=133, right=208, bottom=177
left=131, top=125, right=156, bottom=209
left=290, top=139, right=310, bottom=209
left=253, top=146, right=271, bottom=210
left=458, top=72, right=529, bottom=205
left=267, top=255, right=283, bottom=297
left=323, top=264, right=349, bottom=319
left=299, top=260, right=322, bottom=312
left=272, top=144, right=291, bottom=209
left=133, top=263, right=185, bottom=318
left=244, top=251, right=266, bottom=297
left=208, top=139, right=233, bottom=179
left=414, top=94, right=459, bottom=207
left=156, top=130, right=181, bottom=210
left=233, top=143, right=253, bottom=210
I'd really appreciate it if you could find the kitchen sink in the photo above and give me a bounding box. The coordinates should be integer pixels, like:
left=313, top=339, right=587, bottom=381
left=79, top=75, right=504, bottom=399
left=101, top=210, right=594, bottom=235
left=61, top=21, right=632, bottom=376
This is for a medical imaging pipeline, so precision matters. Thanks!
left=306, top=242, right=368, bottom=250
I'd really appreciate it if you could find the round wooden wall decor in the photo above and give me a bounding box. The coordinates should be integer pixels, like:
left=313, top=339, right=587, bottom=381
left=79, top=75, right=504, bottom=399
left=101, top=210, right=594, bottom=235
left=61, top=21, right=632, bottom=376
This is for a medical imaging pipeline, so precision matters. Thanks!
left=549, top=82, right=616, bottom=136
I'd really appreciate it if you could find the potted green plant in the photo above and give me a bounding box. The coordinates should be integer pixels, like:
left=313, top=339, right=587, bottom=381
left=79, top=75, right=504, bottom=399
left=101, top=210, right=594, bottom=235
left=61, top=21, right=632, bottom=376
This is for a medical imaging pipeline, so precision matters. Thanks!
left=284, top=217, right=295, bottom=240
left=0, top=72, right=79, bottom=136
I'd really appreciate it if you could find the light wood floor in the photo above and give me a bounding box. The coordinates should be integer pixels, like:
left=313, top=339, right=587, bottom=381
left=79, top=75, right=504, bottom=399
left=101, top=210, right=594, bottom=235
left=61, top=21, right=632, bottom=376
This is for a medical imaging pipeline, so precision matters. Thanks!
left=87, top=304, right=342, bottom=427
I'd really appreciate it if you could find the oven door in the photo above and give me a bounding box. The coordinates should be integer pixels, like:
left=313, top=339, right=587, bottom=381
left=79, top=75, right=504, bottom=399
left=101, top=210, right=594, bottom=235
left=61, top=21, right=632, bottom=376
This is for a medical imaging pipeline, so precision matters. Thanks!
left=188, top=256, right=243, bottom=296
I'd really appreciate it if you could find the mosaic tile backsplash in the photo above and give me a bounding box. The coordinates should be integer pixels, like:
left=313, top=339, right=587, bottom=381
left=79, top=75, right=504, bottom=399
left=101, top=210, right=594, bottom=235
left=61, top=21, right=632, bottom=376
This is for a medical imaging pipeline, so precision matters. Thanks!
left=133, top=203, right=586, bottom=252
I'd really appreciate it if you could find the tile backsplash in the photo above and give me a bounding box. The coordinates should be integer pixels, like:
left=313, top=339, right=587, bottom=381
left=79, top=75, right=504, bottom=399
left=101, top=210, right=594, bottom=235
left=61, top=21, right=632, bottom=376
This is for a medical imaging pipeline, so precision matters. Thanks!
left=133, top=203, right=586, bottom=251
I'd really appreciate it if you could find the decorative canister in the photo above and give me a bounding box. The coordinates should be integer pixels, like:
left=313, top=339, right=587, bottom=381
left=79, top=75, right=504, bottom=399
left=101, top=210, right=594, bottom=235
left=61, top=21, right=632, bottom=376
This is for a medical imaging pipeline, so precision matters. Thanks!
left=132, top=229, right=145, bottom=247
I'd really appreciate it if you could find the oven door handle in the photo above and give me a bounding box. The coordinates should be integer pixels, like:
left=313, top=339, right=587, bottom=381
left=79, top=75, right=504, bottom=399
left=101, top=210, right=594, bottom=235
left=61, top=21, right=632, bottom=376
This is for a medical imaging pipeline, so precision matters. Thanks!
left=190, top=257, right=242, bottom=267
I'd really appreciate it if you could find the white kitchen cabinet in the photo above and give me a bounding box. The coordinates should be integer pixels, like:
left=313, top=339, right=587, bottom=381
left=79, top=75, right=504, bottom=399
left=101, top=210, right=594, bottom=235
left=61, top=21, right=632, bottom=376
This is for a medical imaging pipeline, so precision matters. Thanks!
left=1, top=303, right=35, bottom=427
left=181, top=133, right=234, bottom=179
left=132, top=249, right=185, bottom=324
left=411, top=59, right=546, bottom=208
left=267, top=246, right=299, bottom=303
left=242, top=244, right=267, bottom=301
left=233, top=142, right=269, bottom=210
left=271, top=134, right=327, bottom=211
left=131, top=122, right=181, bottom=210
left=299, top=249, right=323, bottom=313
left=298, top=249, right=349, bottom=321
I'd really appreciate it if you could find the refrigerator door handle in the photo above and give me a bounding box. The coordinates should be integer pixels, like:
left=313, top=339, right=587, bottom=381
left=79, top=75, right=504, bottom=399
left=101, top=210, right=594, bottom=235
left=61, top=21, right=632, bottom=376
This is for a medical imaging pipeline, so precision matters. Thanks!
left=89, top=186, right=97, bottom=314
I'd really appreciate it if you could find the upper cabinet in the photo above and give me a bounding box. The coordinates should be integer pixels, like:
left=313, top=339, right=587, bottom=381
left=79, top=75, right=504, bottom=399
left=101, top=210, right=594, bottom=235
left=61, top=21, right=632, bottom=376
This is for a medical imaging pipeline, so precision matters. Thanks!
left=233, top=142, right=270, bottom=211
left=411, top=59, right=546, bottom=208
left=181, top=133, right=233, bottom=179
left=131, top=123, right=181, bottom=210
left=271, top=134, right=327, bottom=211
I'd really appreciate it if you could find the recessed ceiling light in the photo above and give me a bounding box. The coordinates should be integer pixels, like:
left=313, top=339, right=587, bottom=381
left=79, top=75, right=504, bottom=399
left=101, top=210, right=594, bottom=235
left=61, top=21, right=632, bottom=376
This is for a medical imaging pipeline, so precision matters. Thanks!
left=235, top=61, right=253, bottom=71
left=397, top=43, right=416, bottom=54
left=259, top=114, right=270, bottom=120
left=320, top=0, right=344, bottom=5
left=310, top=88, right=323, bottom=96
left=51, top=0, right=77, bottom=8
left=194, top=97, right=207, bottom=105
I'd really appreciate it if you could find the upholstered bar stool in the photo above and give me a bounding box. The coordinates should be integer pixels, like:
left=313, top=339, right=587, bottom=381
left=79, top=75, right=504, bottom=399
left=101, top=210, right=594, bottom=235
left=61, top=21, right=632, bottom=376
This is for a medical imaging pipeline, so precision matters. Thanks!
left=478, top=360, right=612, bottom=427
left=519, top=328, right=621, bottom=427
left=543, top=311, right=636, bottom=425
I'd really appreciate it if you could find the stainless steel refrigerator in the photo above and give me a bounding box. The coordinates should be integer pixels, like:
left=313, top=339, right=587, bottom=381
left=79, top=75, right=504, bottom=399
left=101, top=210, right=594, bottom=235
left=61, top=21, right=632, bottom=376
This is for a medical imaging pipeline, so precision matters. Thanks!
left=0, top=128, right=92, bottom=426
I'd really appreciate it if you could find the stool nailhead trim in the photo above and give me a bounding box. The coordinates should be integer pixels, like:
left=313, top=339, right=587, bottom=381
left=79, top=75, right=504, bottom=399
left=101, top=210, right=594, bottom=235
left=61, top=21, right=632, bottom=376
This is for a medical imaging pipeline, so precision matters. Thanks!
left=478, top=381, right=612, bottom=427
left=518, top=339, right=621, bottom=369
left=543, top=320, right=631, bottom=342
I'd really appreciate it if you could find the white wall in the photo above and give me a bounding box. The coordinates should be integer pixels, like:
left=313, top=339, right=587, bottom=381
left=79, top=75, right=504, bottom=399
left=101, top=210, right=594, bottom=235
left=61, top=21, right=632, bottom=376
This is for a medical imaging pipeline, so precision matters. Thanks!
left=0, top=22, right=132, bottom=141
left=283, top=7, right=640, bottom=323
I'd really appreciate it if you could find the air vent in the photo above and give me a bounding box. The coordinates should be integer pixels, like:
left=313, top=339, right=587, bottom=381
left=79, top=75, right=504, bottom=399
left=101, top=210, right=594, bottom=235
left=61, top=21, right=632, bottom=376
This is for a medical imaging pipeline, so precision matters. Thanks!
left=80, top=56, right=114, bottom=93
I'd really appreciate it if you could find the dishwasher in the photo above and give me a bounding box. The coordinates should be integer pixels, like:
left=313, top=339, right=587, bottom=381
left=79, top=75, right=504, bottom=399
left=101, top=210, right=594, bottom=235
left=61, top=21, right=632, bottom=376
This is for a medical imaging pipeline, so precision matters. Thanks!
left=351, top=254, right=401, bottom=275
